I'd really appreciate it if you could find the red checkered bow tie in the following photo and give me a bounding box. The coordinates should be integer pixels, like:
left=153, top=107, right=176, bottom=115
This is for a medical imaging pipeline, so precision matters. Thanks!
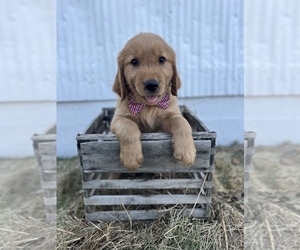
left=128, top=93, right=170, bottom=115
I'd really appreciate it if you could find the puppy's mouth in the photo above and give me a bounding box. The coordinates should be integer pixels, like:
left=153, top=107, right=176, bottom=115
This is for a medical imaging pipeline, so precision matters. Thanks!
left=144, top=95, right=159, bottom=103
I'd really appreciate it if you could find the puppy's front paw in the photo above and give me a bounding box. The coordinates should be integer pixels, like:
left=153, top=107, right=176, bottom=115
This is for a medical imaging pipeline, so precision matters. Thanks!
left=173, top=137, right=196, bottom=167
left=120, top=143, right=144, bottom=171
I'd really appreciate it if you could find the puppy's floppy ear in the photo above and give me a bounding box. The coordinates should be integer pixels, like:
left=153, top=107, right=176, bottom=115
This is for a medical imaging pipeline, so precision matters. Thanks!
left=171, top=65, right=182, bottom=96
left=112, top=57, right=127, bottom=101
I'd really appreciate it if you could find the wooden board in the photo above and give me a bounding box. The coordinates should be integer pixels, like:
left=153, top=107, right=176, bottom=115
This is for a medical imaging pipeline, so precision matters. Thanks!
left=86, top=208, right=209, bottom=221
left=84, top=194, right=211, bottom=206
left=77, top=131, right=216, bottom=142
left=83, top=178, right=213, bottom=190
left=44, top=197, right=57, bottom=206
left=80, top=140, right=211, bottom=172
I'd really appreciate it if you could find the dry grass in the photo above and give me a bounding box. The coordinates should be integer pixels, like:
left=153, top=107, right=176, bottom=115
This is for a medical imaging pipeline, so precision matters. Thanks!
left=55, top=144, right=245, bottom=250
left=245, top=143, right=300, bottom=249
left=56, top=201, right=244, bottom=250
left=245, top=195, right=300, bottom=249
left=1, top=144, right=299, bottom=249
left=0, top=158, right=56, bottom=249
left=0, top=212, right=56, bottom=249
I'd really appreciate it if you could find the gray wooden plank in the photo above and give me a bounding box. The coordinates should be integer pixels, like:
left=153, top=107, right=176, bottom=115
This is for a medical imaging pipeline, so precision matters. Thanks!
left=41, top=181, right=57, bottom=190
left=32, top=134, right=56, bottom=141
left=38, top=142, right=56, bottom=155
left=46, top=204, right=57, bottom=211
left=244, top=131, right=256, bottom=139
left=245, top=163, right=253, bottom=172
left=244, top=181, right=251, bottom=189
left=44, top=197, right=57, bottom=206
left=76, top=132, right=216, bottom=142
left=86, top=208, right=208, bottom=221
left=82, top=167, right=214, bottom=174
left=40, top=155, right=57, bottom=170
left=83, top=178, right=213, bottom=190
left=80, top=140, right=211, bottom=171
left=42, top=169, right=57, bottom=174
left=46, top=213, right=57, bottom=222
left=245, top=147, right=255, bottom=156
left=84, top=194, right=211, bottom=206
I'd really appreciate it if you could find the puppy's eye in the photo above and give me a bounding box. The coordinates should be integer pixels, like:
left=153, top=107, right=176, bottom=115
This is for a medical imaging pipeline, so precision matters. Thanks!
left=159, top=56, right=166, bottom=64
left=131, top=58, right=138, bottom=66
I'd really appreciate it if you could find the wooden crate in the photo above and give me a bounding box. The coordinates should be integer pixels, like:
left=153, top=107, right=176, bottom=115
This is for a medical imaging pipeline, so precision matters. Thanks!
left=76, top=107, right=216, bottom=221
left=32, top=126, right=56, bottom=221
left=244, top=131, right=256, bottom=203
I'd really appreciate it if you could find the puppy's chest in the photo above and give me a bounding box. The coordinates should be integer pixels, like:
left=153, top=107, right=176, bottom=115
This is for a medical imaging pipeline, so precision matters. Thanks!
left=136, top=109, right=163, bottom=133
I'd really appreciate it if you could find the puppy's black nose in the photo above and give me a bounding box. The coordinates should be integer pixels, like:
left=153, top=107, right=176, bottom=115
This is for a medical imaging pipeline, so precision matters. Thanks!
left=144, top=80, right=159, bottom=92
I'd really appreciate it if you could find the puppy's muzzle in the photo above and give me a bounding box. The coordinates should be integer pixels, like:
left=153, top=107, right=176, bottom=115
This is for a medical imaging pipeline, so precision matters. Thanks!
left=144, top=79, right=159, bottom=92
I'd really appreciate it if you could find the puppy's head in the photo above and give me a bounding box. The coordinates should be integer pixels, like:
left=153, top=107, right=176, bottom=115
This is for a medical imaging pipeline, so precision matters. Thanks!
left=113, top=33, right=181, bottom=104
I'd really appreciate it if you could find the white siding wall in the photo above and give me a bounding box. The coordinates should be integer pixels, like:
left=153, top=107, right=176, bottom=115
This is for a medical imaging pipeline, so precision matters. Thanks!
left=0, top=0, right=56, bottom=102
left=244, top=0, right=300, bottom=145
left=57, top=0, right=244, bottom=102
left=245, top=0, right=300, bottom=96
left=0, top=0, right=56, bottom=157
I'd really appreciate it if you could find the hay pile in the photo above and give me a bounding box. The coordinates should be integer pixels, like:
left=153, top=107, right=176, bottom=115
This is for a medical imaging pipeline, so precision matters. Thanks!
left=245, top=194, right=300, bottom=249
left=0, top=212, right=56, bottom=249
left=1, top=144, right=299, bottom=249
left=245, top=143, right=300, bottom=249
left=57, top=201, right=244, bottom=249
left=0, top=158, right=56, bottom=249
left=55, top=145, right=245, bottom=249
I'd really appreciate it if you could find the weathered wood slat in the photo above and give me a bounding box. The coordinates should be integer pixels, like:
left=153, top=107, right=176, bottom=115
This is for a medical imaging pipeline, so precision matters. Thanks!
left=245, top=147, right=255, bottom=156
left=32, top=134, right=56, bottom=141
left=46, top=213, right=57, bottom=222
left=76, top=132, right=216, bottom=142
left=38, top=142, right=56, bottom=155
left=41, top=181, right=57, bottom=189
left=244, top=131, right=256, bottom=139
left=41, top=169, right=56, bottom=174
left=44, top=197, right=57, bottom=206
left=40, top=155, right=57, bottom=170
left=244, top=163, right=253, bottom=172
left=83, top=178, right=213, bottom=190
left=80, top=140, right=211, bottom=171
left=84, top=194, right=211, bottom=206
left=82, top=166, right=214, bottom=174
left=244, top=181, right=251, bottom=189
left=46, top=206, right=57, bottom=213
left=86, top=208, right=209, bottom=221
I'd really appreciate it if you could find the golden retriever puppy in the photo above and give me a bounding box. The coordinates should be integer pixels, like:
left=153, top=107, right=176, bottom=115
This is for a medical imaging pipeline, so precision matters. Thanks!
left=111, top=33, right=196, bottom=171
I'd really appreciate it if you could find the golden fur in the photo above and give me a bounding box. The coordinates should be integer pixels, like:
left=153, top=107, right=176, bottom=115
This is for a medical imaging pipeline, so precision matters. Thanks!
left=111, top=33, right=196, bottom=171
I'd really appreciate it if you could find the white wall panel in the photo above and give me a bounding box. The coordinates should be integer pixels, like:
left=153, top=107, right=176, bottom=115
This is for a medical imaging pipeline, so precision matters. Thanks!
left=57, top=0, right=244, bottom=102
left=245, top=96, right=300, bottom=145
left=0, top=1, right=56, bottom=157
left=0, top=0, right=56, bottom=102
left=0, top=102, right=56, bottom=157
left=245, top=0, right=300, bottom=96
